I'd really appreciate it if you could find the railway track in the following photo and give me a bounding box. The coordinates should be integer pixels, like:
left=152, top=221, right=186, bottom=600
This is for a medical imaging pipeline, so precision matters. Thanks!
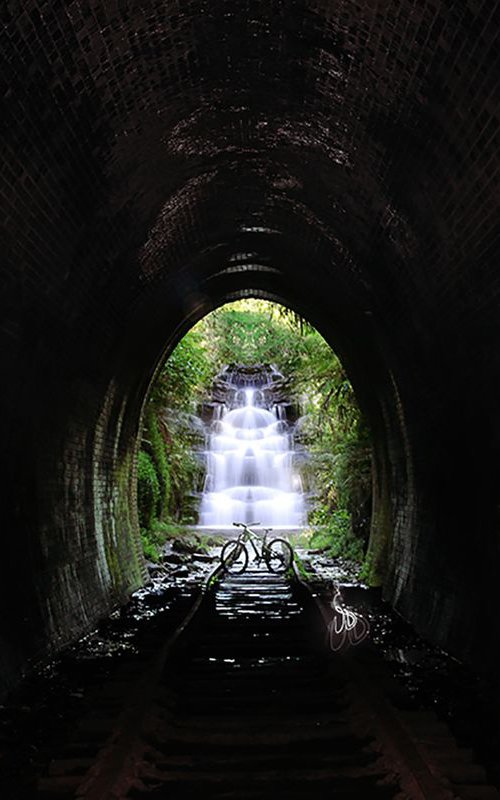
left=38, top=561, right=499, bottom=800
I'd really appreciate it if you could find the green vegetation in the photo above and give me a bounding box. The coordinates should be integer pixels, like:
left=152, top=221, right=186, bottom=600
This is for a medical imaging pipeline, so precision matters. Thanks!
left=292, top=551, right=315, bottom=580
left=140, top=519, right=168, bottom=562
left=308, top=510, right=365, bottom=562
left=138, top=327, right=210, bottom=559
left=138, top=299, right=373, bottom=577
left=137, top=451, right=160, bottom=533
left=200, top=304, right=308, bottom=369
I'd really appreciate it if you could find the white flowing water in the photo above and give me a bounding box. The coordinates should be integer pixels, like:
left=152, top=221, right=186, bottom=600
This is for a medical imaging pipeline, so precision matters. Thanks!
left=198, top=380, right=306, bottom=528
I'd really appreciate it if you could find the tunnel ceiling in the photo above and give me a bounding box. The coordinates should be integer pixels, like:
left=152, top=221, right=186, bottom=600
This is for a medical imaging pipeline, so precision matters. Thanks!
left=3, top=1, right=498, bottom=418
left=5, top=0, right=500, bottom=346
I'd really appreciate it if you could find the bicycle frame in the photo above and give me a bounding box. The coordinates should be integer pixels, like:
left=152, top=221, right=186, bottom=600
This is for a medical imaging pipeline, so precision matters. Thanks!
left=235, top=525, right=271, bottom=565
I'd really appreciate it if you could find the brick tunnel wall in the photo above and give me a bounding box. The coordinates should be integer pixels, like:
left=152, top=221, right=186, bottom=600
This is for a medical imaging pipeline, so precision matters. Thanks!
left=2, top=0, right=500, bottom=693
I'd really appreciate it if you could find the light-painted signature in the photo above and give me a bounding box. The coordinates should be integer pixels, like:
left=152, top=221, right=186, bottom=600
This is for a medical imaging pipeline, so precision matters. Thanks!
left=326, top=587, right=370, bottom=652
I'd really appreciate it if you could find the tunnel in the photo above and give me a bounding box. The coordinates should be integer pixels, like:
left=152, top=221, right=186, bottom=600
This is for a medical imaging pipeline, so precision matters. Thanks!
left=2, top=0, right=500, bottom=699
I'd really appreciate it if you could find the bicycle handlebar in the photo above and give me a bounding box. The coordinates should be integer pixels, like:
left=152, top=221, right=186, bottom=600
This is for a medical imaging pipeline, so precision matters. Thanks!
left=233, top=521, right=260, bottom=528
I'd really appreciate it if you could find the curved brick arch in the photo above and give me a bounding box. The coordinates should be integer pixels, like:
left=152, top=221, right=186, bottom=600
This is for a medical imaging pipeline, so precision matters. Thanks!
left=2, top=1, right=500, bottom=692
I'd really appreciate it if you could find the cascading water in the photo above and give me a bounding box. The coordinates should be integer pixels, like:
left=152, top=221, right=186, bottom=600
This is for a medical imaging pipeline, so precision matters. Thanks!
left=198, top=366, right=307, bottom=528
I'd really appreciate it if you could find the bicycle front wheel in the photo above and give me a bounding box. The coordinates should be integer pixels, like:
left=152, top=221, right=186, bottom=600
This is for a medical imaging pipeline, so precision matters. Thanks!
left=221, top=540, right=248, bottom=573
left=265, top=538, right=294, bottom=573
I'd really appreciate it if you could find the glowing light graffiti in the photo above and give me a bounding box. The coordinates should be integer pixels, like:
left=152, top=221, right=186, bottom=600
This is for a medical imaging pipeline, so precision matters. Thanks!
left=326, top=586, right=370, bottom=652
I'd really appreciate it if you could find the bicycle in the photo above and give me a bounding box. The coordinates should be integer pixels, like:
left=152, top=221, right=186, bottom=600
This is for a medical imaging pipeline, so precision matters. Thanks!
left=220, top=522, right=294, bottom=574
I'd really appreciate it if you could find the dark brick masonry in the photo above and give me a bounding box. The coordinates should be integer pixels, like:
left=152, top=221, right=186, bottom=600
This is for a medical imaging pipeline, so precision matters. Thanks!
left=1, top=1, right=500, bottom=694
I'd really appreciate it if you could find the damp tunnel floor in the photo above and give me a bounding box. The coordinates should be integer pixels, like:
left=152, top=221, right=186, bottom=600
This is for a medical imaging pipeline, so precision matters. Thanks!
left=1, top=538, right=499, bottom=799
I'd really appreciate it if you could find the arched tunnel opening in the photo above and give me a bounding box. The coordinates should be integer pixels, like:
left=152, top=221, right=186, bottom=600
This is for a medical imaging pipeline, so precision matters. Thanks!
left=2, top=0, right=500, bottom=793
left=135, top=297, right=373, bottom=567
left=2, top=228, right=495, bottom=696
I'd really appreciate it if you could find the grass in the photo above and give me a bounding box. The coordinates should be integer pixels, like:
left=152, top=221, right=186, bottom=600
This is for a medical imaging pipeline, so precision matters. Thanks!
left=292, top=551, right=314, bottom=580
left=307, top=510, right=365, bottom=564
left=309, top=527, right=364, bottom=563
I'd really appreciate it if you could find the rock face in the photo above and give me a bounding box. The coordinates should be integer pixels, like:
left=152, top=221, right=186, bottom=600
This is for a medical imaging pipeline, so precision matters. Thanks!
left=200, top=365, right=297, bottom=421
left=2, top=2, right=500, bottom=693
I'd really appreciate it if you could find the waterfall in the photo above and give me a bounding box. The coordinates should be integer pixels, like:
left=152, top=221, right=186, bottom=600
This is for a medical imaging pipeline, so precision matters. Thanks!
left=198, top=366, right=307, bottom=528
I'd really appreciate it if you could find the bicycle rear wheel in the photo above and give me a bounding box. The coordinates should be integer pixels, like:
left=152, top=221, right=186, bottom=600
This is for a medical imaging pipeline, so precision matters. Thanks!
left=265, top=538, right=294, bottom=572
left=221, top=540, right=248, bottom=573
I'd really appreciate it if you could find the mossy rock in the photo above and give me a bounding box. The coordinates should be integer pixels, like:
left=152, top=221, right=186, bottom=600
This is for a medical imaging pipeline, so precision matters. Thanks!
left=172, top=534, right=202, bottom=553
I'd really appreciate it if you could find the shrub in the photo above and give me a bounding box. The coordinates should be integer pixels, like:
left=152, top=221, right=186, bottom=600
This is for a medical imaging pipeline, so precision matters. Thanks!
left=310, top=509, right=364, bottom=563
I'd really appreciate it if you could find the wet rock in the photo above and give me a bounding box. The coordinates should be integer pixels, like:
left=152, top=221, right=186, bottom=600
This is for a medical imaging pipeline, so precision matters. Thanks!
left=147, top=567, right=169, bottom=582
left=338, top=583, right=378, bottom=603
left=162, top=552, right=185, bottom=565
left=278, top=402, right=299, bottom=422
left=198, top=402, right=224, bottom=423
left=173, top=536, right=200, bottom=554
left=173, top=565, right=189, bottom=577
left=192, top=553, right=218, bottom=563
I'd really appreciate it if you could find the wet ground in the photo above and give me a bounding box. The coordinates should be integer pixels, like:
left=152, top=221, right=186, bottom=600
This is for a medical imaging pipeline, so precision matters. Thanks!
left=1, top=539, right=499, bottom=796
left=298, top=545, right=500, bottom=791
left=0, top=541, right=219, bottom=798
